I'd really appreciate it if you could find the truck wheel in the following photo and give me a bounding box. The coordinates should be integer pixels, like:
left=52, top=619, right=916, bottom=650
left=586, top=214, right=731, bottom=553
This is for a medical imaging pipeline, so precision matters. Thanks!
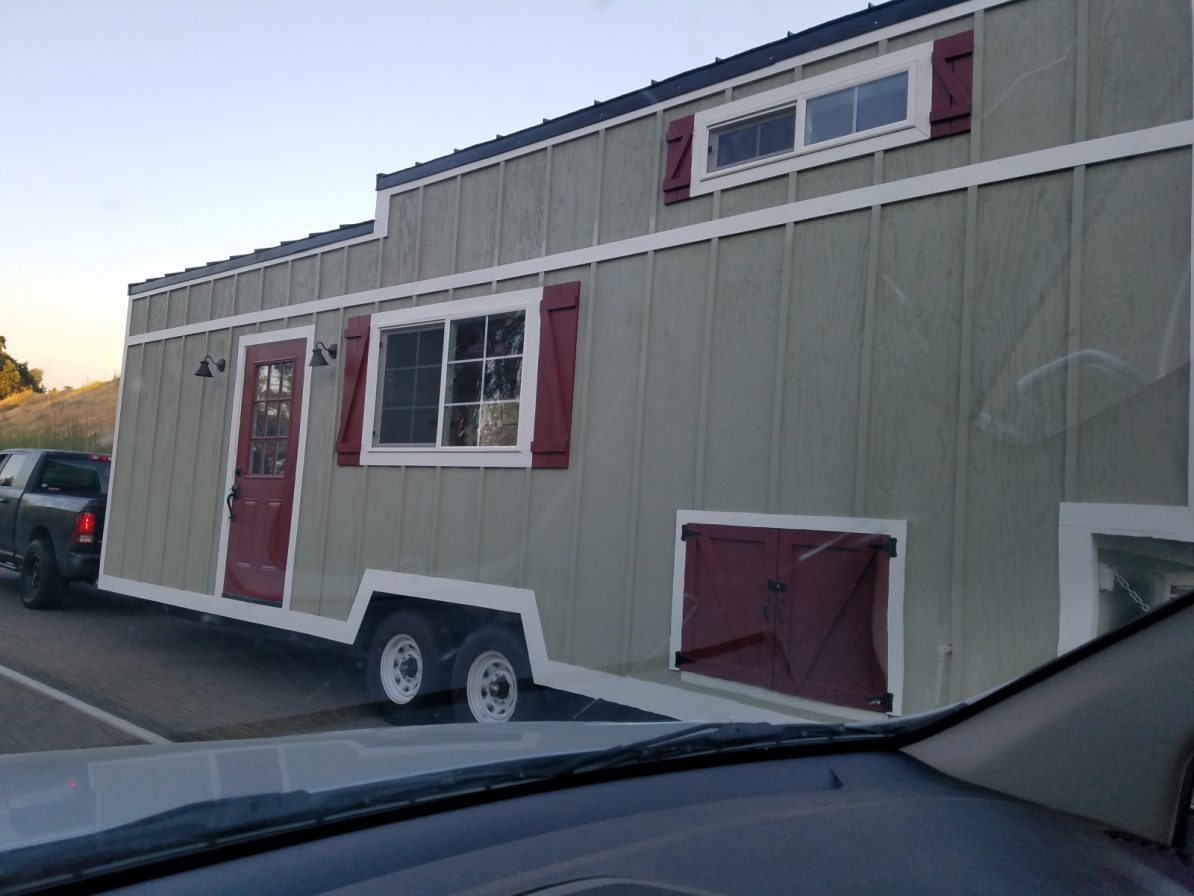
left=20, top=540, right=64, bottom=610
left=366, top=610, right=445, bottom=722
left=452, top=627, right=536, bottom=723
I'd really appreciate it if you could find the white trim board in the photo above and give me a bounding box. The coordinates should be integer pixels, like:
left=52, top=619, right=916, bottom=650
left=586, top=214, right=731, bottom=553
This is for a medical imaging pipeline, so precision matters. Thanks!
left=95, top=569, right=807, bottom=723
left=211, top=326, right=316, bottom=611
left=668, top=509, right=908, bottom=717
left=125, top=120, right=1194, bottom=351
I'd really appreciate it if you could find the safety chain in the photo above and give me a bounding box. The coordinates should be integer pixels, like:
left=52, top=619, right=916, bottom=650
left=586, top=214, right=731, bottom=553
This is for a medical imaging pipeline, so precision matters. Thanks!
left=1112, top=567, right=1152, bottom=614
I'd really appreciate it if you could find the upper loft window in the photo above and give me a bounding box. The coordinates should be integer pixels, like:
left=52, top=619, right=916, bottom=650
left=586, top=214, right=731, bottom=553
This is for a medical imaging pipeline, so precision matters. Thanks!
left=688, top=42, right=934, bottom=197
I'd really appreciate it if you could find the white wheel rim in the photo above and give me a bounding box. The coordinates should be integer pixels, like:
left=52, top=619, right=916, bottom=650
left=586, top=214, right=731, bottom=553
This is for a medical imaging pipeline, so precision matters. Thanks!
left=466, top=650, right=518, bottom=722
left=380, top=634, right=423, bottom=704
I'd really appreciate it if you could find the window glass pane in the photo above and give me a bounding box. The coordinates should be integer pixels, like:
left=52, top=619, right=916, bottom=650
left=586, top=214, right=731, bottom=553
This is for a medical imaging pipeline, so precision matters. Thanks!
left=478, top=402, right=519, bottom=447
left=255, top=365, right=270, bottom=399
left=261, top=441, right=276, bottom=476
left=386, top=331, right=419, bottom=368
left=265, top=402, right=279, bottom=437
left=757, top=112, right=796, bottom=157
left=411, top=406, right=439, bottom=444
left=716, top=125, right=759, bottom=168
left=278, top=361, right=294, bottom=397
left=418, top=328, right=444, bottom=365
left=444, top=405, right=479, bottom=447
left=486, top=311, right=525, bottom=357
left=0, top=454, right=27, bottom=488
left=278, top=401, right=290, bottom=437
left=483, top=358, right=522, bottom=402
left=805, top=85, right=855, bottom=145
left=447, top=361, right=483, bottom=404
left=383, top=368, right=416, bottom=406
left=250, top=440, right=264, bottom=475
left=252, top=403, right=267, bottom=437
left=380, top=408, right=414, bottom=444
left=378, top=323, right=444, bottom=446
left=714, top=109, right=795, bottom=169
left=268, top=364, right=283, bottom=399
left=414, top=366, right=441, bottom=406
left=451, top=318, right=486, bottom=361
left=856, top=71, right=908, bottom=132
left=274, top=439, right=288, bottom=477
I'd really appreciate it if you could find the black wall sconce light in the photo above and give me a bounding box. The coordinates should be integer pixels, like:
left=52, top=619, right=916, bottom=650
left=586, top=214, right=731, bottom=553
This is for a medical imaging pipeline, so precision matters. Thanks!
left=194, top=355, right=226, bottom=378
left=309, top=341, right=338, bottom=367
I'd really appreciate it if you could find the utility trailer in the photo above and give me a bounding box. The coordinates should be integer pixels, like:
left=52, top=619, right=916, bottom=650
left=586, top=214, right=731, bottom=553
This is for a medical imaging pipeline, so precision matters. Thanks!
left=98, top=0, right=1194, bottom=723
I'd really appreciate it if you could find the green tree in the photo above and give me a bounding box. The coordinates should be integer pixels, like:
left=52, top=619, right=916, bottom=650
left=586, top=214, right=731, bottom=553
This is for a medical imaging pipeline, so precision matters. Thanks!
left=0, top=336, right=47, bottom=400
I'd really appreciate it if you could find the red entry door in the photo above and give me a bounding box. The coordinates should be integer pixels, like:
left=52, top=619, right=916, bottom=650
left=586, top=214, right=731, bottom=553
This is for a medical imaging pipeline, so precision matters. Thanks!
left=223, top=340, right=306, bottom=603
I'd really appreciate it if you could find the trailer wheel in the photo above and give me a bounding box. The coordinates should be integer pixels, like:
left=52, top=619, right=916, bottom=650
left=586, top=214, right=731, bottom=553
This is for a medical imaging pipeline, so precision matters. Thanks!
left=20, top=540, right=64, bottom=610
left=366, top=611, right=445, bottom=722
left=452, top=627, right=536, bottom=723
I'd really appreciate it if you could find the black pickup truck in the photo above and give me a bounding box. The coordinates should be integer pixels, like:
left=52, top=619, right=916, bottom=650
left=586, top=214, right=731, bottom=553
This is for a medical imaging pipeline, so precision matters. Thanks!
left=0, top=449, right=110, bottom=609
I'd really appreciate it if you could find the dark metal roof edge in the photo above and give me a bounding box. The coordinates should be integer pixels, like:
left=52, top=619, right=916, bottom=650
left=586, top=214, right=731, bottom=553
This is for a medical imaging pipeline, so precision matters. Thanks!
left=375, top=0, right=966, bottom=192
left=128, top=220, right=376, bottom=296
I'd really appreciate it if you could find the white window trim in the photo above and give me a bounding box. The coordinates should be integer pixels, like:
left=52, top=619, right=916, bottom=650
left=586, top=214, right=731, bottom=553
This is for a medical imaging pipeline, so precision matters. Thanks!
left=669, top=509, right=907, bottom=717
left=1057, top=502, right=1194, bottom=654
left=360, top=288, right=542, bottom=468
left=690, top=42, right=934, bottom=197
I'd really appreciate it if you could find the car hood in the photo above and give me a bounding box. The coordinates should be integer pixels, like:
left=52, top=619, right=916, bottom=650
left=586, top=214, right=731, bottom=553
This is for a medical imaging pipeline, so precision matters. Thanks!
left=0, top=721, right=690, bottom=851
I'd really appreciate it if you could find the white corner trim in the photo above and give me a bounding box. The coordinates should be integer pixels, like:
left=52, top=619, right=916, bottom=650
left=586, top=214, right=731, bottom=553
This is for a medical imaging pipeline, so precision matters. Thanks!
left=211, top=326, right=316, bottom=611
left=690, top=42, right=934, bottom=197
left=669, top=509, right=907, bottom=716
left=124, top=120, right=1194, bottom=352
left=1057, top=502, right=1194, bottom=653
left=359, top=288, right=542, bottom=469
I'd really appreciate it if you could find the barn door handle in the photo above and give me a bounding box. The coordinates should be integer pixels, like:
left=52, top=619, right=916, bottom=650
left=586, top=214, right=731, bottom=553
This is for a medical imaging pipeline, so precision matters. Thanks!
left=762, top=593, right=772, bottom=623
left=776, top=595, right=786, bottom=626
left=226, top=483, right=239, bottom=522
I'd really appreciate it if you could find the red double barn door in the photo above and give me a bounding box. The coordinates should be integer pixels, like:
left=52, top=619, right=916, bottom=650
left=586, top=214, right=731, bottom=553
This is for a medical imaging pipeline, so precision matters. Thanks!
left=679, top=524, right=892, bottom=712
left=223, top=340, right=306, bottom=603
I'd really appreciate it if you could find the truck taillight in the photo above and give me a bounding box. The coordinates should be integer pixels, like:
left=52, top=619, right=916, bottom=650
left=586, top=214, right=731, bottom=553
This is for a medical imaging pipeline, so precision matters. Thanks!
left=87, top=454, right=109, bottom=462
left=72, top=512, right=96, bottom=544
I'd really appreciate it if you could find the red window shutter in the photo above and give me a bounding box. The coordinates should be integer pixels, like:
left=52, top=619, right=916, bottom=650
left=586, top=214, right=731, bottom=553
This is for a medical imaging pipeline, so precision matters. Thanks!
left=661, top=114, right=695, bottom=205
left=530, top=282, right=581, bottom=469
left=335, top=314, right=372, bottom=466
left=930, top=30, right=975, bottom=138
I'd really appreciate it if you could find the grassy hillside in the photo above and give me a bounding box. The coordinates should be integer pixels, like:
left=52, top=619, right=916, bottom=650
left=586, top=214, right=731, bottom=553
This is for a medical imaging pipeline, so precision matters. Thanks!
left=0, top=378, right=119, bottom=452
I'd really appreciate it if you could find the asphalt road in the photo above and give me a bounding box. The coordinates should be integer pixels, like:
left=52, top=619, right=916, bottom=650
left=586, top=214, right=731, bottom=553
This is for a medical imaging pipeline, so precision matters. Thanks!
left=0, top=570, right=382, bottom=754
left=0, top=571, right=653, bottom=755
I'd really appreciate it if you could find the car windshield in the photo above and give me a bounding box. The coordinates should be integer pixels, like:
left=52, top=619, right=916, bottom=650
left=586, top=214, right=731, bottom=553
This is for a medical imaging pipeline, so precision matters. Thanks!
left=1, top=0, right=1192, bottom=883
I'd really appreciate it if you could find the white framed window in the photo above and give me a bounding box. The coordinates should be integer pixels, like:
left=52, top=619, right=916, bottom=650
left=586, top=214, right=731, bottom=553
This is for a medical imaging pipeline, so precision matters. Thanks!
left=691, top=42, right=933, bottom=196
left=360, top=289, right=542, bottom=468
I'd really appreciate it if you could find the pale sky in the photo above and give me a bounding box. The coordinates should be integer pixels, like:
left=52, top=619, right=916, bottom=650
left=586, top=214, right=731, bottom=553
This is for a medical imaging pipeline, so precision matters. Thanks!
left=1, top=1, right=862, bottom=389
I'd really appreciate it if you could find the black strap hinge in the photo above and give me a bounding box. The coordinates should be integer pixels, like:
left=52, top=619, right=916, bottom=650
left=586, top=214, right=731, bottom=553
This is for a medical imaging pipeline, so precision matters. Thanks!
left=867, top=692, right=894, bottom=712
left=871, top=537, right=898, bottom=559
left=681, top=524, right=702, bottom=542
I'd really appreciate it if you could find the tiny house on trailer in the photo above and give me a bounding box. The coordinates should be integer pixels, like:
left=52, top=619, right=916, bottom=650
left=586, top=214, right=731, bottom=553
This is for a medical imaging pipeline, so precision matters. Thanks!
left=99, top=0, right=1194, bottom=724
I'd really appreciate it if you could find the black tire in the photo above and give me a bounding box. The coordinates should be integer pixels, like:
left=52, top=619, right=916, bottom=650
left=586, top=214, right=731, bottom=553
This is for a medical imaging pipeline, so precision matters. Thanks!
left=451, top=626, right=538, bottom=723
left=20, top=540, right=64, bottom=610
left=365, top=610, right=446, bottom=723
